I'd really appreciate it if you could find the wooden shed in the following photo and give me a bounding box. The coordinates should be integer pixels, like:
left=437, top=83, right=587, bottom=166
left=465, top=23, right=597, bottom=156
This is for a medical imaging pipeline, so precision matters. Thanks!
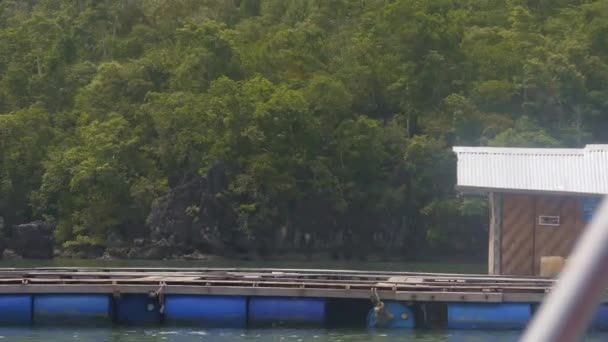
left=453, top=145, right=608, bottom=276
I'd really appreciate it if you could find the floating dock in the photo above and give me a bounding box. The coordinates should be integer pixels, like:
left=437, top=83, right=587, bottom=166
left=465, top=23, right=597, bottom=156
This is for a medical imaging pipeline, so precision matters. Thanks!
left=0, top=267, right=605, bottom=330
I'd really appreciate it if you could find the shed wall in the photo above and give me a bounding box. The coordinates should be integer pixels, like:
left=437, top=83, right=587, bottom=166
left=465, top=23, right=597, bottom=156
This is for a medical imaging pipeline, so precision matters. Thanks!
left=532, top=196, right=582, bottom=275
left=501, top=194, right=535, bottom=276
left=500, top=193, right=587, bottom=276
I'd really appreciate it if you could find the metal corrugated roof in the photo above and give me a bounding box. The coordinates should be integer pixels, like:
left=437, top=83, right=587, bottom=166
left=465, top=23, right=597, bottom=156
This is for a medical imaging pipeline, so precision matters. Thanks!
left=453, top=145, right=608, bottom=195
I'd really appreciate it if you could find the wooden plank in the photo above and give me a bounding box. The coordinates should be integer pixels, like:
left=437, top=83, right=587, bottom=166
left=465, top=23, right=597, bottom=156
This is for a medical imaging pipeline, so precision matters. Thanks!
left=9, top=267, right=561, bottom=284
left=489, top=192, right=503, bottom=275
left=14, top=274, right=555, bottom=288
left=0, top=275, right=560, bottom=290
left=0, top=283, right=588, bottom=304
left=394, top=291, right=503, bottom=303
left=22, top=273, right=554, bottom=286
left=22, top=267, right=544, bottom=283
left=131, top=276, right=202, bottom=281
left=0, top=268, right=566, bottom=298
left=6, top=267, right=505, bottom=278
left=13, top=278, right=557, bottom=294
left=0, top=284, right=509, bottom=302
left=502, top=292, right=547, bottom=302
left=0, top=267, right=600, bottom=306
left=14, top=270, right=555, bottom=283
left=8, top=273, right=524, bottom=286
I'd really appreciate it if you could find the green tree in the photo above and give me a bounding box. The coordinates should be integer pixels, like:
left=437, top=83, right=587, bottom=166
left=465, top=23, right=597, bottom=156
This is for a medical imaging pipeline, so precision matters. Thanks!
left=1, top=0, right=607, bottom=258
left=0, top=106, right=53, bottom=226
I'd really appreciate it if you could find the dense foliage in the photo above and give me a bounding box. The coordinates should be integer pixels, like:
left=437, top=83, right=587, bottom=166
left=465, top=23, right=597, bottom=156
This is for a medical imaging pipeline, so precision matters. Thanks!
left=1, top=0, right=607, bottom=258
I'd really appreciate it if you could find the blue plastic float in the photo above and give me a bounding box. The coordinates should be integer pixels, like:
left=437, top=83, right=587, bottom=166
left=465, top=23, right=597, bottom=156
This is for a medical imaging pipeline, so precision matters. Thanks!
left=248, top=297, right=326, bottom=326
left=3, top=292, right=607, bottom=331
left=0, top=295, right=32, bottom=325
left=366, top=301, right=415, bottom=328
left=114, top=294, right=161, bottom=325
left=33, top=294, right=111, bottom=325
left=165, top=295, right=247, bottom=327
left=589, top=304, right=608, bottom=330
left=448, top=303, right=532, bottom=329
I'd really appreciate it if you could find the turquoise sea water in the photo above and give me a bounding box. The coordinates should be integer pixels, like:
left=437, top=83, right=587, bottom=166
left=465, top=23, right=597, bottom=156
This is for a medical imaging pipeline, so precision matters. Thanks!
left=1, top=327, right=607, bottom=342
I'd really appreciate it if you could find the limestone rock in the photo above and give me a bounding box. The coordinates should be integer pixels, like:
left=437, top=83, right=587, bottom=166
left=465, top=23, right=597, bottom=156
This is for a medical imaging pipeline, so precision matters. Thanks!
left=145, top=161, right=237, bottom=258
left=11, top=221, right=54, bottom=259
left=2, top=249, right=21, bottom=260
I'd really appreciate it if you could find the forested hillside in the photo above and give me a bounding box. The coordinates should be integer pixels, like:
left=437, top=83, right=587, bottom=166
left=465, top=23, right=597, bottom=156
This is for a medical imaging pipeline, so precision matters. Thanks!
left=1, top=0, right=607, bottom=259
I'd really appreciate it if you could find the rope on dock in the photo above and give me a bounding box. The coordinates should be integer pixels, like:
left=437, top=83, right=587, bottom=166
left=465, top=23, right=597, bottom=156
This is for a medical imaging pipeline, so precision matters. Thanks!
left=151, top=282, right=166, bottom=314
left=370, top=287, right=393, bottom=323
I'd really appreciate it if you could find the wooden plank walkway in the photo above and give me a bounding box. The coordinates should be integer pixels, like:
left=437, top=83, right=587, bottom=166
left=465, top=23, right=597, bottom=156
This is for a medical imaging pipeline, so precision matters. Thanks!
left=0, top=267, right=598, bottom=304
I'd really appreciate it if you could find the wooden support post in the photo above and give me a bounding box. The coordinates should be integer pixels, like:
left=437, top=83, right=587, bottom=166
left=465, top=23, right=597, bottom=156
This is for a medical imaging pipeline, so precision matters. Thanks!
left=488, top=192, right=502, bottom=275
